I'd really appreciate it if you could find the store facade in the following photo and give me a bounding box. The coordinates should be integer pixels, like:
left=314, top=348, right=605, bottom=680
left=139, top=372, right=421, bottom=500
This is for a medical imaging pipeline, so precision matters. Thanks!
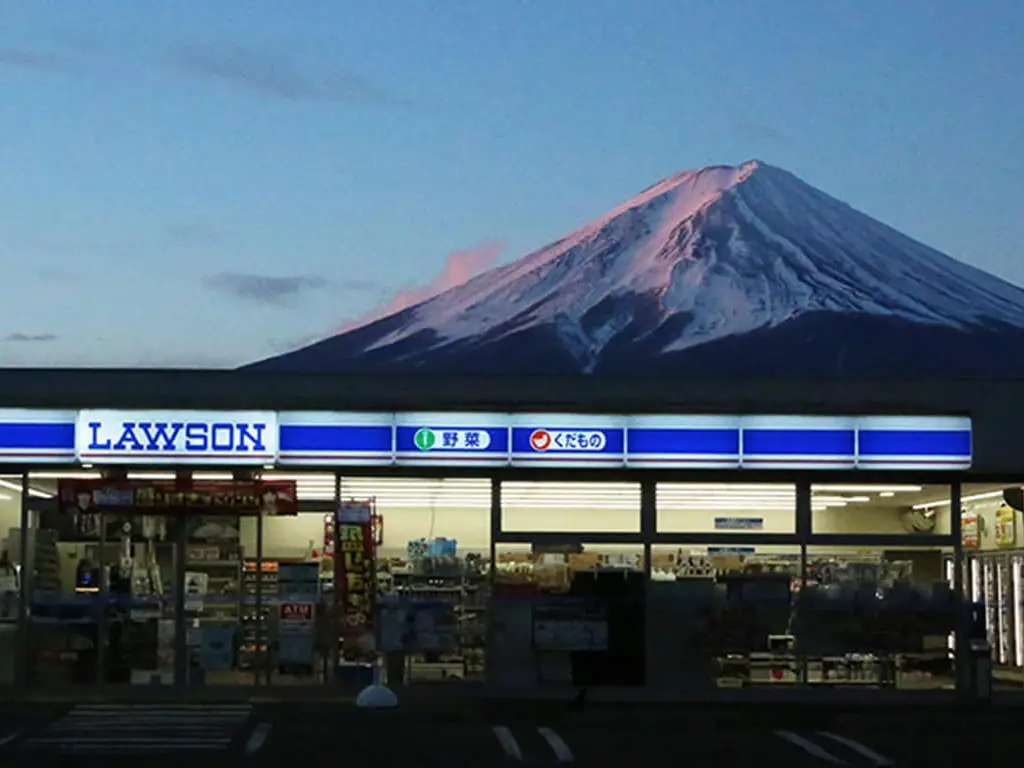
left=0, top=370, right=1022, bottom=699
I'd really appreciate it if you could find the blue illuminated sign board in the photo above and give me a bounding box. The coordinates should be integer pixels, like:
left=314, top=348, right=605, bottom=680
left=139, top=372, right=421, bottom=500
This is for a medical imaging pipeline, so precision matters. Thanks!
left=740, top=415, right=859, bottom=469
left=75, top=410, right=278, bottom=465
left=626, top=415, right=741, bottom=468
left=277, top=412, right=393, bottom=466
left=855, top=415, right=972, bottom=469
left=0, top=409, right=77, bottom=464
left=395, top=412, right=509, bottom=466
left=509, top=414, right=625, bottom=467
left=0, top=409, right=973, bottom=471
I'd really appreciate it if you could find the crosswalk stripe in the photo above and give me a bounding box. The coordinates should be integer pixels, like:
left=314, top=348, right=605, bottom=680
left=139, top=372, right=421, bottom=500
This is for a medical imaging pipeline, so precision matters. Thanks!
left=20, top=703, right=253, bottom=753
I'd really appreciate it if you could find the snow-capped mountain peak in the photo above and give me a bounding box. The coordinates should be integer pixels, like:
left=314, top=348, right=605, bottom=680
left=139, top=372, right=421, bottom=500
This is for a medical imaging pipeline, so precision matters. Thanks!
left=250, top=160, right=1024, bottom=377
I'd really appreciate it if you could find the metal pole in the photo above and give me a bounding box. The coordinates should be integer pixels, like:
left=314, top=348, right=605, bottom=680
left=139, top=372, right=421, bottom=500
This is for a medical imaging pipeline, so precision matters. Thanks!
left=16, top=471, right=30, bottom=692
left=96, top=513, right=107, bottom=687
left=328, top=472, right=341, bottom=686
left=795, top=478, right=812, bottom=685
left=489, top=479, right=501, bottom=688
left=489, top=477, right=500, bottom=582
left=173, top=518, right=187, bottom=686
left=640, top=478, right=655, bottom=579
left=255, top=511, right=267, bottom=686
left=950, top=481, right=967, bottom=697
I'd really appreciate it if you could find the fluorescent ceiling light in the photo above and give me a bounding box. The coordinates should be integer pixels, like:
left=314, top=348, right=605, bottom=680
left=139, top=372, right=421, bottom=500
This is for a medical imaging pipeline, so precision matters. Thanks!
left=813, top=485, right=923, bottom=493
left=913, top=489, right=1006, bottom=510
left=656, top=483, right=794, bottom=491
left=0, top=478, right=54, bottom=499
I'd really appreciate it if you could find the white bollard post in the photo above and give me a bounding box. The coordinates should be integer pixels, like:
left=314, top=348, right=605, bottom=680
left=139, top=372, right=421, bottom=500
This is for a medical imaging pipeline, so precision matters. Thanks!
left=355, top=656, right=398, bottom=709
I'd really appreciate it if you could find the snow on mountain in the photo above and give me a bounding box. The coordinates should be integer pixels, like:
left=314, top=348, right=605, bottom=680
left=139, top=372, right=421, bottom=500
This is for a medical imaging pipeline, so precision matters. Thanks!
left=248, top=160, right=1024, bottom=377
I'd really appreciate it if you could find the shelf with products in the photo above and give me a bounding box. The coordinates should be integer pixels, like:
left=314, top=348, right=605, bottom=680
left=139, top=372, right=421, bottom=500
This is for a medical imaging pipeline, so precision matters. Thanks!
left=184, top=543, right=242, bottom=626
left=381, top=548, right=490, bottom=681
left=277, top=561, right=320, bottom=599
left=495, top=551, right=642, bottom=594
left=238, top=559, right=278, bottom=670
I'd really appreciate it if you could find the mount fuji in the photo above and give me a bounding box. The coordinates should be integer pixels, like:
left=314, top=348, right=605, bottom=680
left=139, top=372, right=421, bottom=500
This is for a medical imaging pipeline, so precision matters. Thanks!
left=248, top=160, right=1024, bottom=377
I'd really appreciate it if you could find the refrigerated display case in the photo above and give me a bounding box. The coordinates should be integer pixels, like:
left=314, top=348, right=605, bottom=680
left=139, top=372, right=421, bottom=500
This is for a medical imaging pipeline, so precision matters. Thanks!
left=965, top=550, right=1024, bottom=669
left=943, top=556, right=964, bottom=653
left=997, top=558, right=1012, bottom=664
left=1013, top=554, right=1024, bottom=667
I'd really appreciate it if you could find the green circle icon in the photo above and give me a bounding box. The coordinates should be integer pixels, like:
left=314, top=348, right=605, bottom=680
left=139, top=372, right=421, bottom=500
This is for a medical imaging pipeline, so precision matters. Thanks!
left=414, top=428, right=437, bottom=451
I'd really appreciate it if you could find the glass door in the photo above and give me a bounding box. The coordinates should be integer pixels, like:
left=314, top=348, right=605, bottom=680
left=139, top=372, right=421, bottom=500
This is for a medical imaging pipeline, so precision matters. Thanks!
left=969, top=554, right=981, bottom=604
left=100, top=512, right=179, bottom=685
left=182, top=514, right=246, bottom=685
left=24, top=499, right=107, bottom=688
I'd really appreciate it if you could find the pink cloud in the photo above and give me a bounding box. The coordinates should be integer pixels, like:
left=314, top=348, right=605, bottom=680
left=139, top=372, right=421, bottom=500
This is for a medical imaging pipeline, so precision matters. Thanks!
left=340, top=239, right=505, bottom=332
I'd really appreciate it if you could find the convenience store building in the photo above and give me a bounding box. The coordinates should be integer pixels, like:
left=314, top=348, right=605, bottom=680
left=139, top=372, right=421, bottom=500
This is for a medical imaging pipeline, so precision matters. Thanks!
left=0, top=368, right=1022, bottom=699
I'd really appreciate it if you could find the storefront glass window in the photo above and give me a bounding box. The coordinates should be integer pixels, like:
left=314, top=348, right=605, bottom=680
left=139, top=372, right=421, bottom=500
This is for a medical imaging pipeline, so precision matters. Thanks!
left=303, top=476, right=493, bottom=685
left=810, top=483, right=951, bottom=535
left=24, top=469, right=107, bottom=687
left=649, top=543, right=801, bottom=692
left=501, top=481, right=641, bottom=533
left=800, top=544, right=955, bottom=690
left=960, top=483, right=1024, bottom=689
left=491, top=541, right=645, bottom=688
left=0, top=473, right=26, bottom=688
left=19, top=469, right=298, bottom=689
left=656, top=482, right=796, bottom=534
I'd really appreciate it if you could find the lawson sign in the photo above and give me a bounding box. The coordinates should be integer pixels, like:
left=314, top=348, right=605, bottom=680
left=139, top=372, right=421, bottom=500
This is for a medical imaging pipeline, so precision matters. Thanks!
left=76, top=410, right=278, bottom=465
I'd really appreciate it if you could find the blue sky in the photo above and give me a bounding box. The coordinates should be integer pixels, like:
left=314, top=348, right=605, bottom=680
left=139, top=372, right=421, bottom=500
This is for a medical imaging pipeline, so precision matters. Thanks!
left=1, top=0, right=1021, bottom=367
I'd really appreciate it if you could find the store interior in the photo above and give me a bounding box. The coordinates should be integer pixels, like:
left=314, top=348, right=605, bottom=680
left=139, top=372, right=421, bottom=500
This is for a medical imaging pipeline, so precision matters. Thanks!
left=0, top=472, right=1017, bottom=692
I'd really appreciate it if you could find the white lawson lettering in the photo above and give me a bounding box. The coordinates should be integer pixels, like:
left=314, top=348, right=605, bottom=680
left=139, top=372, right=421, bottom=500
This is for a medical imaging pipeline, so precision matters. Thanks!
left=76, top=410, right=279, bottom=465
left=87, top=421, right=267, bottom=453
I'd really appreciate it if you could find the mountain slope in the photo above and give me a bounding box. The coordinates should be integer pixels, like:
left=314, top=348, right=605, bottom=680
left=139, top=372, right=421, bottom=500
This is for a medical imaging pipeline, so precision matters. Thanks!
left=248, top=160, right=1024, bottom=377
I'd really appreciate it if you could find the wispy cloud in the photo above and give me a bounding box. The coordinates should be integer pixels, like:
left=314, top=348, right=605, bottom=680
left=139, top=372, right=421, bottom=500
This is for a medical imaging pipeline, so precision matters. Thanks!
left=203, top=272, right=330, bottom=306
left=340, top=240, right=505, bottom=331
left=167, top=44, right=407, bottom=105
left=0, top=48, right=68, bottom=72
left=735, top=119, right=791, bottom=145
left=3, top=332, right=58, bottom=343
left=165, top=221, right=226, bottom=245
left=32, top=266, right=76, bottom=283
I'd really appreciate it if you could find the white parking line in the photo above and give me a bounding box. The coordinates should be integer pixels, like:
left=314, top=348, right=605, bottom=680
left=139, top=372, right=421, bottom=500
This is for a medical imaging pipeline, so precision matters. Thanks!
left=492, top=725, right=523, bottom=761
left=819, top=731, right=893, bottom=766
left=537, top=726, right=573, bottom=762
left=246, top=723, right=272, bottom=755
left=775, top=730, right=847, bottom=764
left=0, top=731, right=20, bottom=749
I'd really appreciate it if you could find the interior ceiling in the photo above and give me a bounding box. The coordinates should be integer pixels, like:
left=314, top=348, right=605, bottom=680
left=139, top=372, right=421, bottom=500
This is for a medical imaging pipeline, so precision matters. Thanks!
left=0, top=471, right=1010, bottom=512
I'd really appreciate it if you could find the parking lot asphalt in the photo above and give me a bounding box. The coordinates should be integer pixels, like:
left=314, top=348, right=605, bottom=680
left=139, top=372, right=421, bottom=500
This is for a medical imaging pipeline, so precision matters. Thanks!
left=0, top=699, right=1021, bottom=765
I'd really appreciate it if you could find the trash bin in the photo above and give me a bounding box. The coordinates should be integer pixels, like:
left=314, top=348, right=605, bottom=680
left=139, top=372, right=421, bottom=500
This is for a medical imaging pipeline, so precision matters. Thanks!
left=968, top=638, right=992, bottom=702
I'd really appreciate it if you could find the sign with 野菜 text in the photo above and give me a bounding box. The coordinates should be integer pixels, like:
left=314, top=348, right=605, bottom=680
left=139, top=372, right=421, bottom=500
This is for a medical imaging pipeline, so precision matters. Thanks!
left=394, top=411, right=509, bottom=466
